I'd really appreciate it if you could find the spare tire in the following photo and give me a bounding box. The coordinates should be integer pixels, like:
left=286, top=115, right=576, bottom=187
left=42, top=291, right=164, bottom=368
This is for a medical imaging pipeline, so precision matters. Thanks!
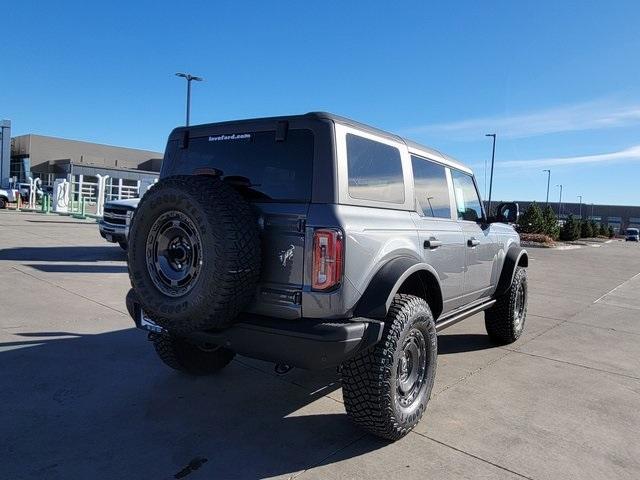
left=127, top=175, right=261, bottom=333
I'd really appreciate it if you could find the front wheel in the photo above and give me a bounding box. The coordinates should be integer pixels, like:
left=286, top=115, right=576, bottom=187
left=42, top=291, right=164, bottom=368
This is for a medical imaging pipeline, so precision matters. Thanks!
left=485, top=266, right=528, bottom=344
left=0, top=197, right=7, bottom=209
left=150, top=333, right=235, bottom=375
left=341, top=294, right=437, bottom=440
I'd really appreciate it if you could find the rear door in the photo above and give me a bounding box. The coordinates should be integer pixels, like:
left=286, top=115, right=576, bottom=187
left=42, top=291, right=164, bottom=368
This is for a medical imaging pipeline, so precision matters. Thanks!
left=410, top=155, right=465, bottom=313
left=450, top=169, right=498, bottom=303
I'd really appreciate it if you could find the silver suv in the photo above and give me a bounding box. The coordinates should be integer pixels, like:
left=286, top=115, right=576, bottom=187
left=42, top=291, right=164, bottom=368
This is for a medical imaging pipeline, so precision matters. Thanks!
left=125, top=112, right=528, bottom=440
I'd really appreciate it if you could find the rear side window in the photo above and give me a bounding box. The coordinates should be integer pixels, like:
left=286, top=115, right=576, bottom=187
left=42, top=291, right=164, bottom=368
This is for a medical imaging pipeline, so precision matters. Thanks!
left=411, top=156, right=451, bottom=218
left=346, top=134, right=404, bottom=204
left=450, top=170, right=483, bottom=221
left=164, top=129, right=314, bottom=202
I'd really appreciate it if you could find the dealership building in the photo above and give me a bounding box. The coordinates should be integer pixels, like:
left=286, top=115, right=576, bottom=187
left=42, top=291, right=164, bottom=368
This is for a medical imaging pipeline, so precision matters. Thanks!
left=1, top=120, right=162, bottom=201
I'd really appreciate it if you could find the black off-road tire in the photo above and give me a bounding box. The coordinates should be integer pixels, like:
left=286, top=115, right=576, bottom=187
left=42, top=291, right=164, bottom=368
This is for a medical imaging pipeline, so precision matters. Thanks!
left=150, top=334, right=235, bottom=375
left=341, top=294, right=437, bottom=441
left=127, top=175, right=261, bottom=334
left=485, top=267, right=528, bottom=344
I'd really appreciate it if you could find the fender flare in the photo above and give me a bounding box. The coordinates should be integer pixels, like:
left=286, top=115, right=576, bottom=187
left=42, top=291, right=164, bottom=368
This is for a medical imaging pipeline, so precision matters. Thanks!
left=354, top=256, right=442, bottom=320
left=494, top=245, right=528, bottom=297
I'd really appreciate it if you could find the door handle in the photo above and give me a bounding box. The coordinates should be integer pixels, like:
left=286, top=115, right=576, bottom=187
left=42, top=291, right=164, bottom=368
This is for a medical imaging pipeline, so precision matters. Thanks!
left=467, top=238, right=480, bottom=247
left=424, top=238, right=442, bottom=249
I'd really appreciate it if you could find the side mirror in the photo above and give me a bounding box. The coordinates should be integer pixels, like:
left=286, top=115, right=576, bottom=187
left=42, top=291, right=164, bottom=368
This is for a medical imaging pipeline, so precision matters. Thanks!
left=495, top=202, right=519, bottom=224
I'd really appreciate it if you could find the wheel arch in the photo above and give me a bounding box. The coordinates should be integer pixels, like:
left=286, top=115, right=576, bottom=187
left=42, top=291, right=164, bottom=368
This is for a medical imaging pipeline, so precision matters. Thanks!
left=354, top=256, right=444, bottom=321
left=494, top=245, right=528, bottom=297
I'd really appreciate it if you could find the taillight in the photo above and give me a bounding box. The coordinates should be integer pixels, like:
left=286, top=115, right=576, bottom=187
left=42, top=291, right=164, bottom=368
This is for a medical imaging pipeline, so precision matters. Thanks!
left=312, top=229, right=344, bottom=291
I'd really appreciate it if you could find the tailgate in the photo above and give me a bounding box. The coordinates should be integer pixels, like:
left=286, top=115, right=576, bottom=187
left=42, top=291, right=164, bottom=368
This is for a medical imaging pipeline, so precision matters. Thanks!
left=245, top=202, right=309, bottom=319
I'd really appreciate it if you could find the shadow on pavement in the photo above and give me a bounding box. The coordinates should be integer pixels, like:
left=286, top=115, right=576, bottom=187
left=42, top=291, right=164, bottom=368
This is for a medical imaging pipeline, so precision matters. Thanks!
left=0, top=328, right=382, bottom=479
left=25, top=220, right=96, bottom=225
left=437, top=333, right=495, bottom=355
left=0, top=245, right=125, bottom=262
left=27, top=264, right=128, bottom=274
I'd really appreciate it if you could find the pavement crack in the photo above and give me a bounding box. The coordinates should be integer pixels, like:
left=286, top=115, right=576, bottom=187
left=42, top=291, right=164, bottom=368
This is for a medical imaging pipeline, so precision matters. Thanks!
left=11, top=265, right=127, bottom=316
left=433, top=349, right=513, bottom=397
left=414, top=432, right=535, bottom=480
left=290, top=434, right=367, bottom=479
left=563, top=319, right=640, bottom=337
left=503, top=349, right=640, bottom=381
left=593, top=271, right=640, bottom=304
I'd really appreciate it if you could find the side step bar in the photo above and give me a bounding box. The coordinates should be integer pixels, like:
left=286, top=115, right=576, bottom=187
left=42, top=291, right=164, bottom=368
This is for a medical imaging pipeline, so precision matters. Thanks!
left=435, top=299, right=496, bottom=332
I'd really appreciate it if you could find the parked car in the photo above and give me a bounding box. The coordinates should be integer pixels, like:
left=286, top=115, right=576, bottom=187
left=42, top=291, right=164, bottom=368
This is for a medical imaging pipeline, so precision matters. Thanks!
left=626, top=227, right=639, bottom=242
left=0, top=187, right=20, bottom=209
left=98, top=198, right=139, bottom=250
left=125, top=112, right=528, bottom=440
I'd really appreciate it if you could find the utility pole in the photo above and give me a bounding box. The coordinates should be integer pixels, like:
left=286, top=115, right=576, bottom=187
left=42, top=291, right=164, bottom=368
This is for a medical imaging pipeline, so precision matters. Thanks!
left=543, top=169, right=551, bottom=206
left=485, top=133, right=496, bottom=215
left=556, top=184, right=563, bottom=220
left=577, top=195, right=583, bottom=219
left=175, top=72, right=204, bottom=126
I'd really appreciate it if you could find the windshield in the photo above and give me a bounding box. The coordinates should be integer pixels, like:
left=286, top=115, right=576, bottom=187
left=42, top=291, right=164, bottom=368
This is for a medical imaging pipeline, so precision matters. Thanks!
left=627, top=229, right=639, bottom=235
left=164, top=129, right=314, bottom=202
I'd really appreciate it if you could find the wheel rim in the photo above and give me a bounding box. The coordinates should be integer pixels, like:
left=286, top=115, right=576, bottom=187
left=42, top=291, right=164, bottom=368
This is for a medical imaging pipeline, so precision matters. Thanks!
left=145, top=211, right=203, bottom=297
left=396, top=328, right=428, bottom=408
left=513, top=283, right=526, bottom=330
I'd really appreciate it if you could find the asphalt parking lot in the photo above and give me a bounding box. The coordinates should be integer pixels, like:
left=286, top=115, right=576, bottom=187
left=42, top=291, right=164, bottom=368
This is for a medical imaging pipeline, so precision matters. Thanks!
left=2, top=210, right=640, bottom=480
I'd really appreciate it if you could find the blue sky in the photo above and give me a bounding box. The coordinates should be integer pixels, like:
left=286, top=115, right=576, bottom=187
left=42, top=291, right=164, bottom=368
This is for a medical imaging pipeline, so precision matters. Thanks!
left=2, top=0, right=639, bottom=205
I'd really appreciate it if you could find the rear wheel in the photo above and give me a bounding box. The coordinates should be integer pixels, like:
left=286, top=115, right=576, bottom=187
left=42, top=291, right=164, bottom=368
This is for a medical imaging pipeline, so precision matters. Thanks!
left=342, top=294, right=437, bottom=440
left=485, top=267, right=527, bottom=344
left=151, top=333, right=235, bottom=375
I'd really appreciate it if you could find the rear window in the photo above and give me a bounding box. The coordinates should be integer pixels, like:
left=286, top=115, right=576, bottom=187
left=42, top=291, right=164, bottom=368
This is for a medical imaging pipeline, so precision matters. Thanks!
left=164, top=129, right=314, bottom=202
left=346, top=133, right=404, bottom=204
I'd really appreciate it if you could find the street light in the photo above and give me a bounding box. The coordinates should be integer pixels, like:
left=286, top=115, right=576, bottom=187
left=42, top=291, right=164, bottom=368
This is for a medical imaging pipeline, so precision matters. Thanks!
left=556, top=184, right=563, bottom=220
left=0, top=124, right=9, bottom=187
left=543, top=169, right=551, bottom=206
left=485, top=133, right=496, bottom=215
left=175, top=72, right=203, bottom=126
left=577, top=195, right=583, bottom=219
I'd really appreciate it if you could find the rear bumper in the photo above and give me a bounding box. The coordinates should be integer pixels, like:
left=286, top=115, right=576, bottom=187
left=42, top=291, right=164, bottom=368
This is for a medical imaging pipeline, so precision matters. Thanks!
left=125, top=290, right=384, bottom=370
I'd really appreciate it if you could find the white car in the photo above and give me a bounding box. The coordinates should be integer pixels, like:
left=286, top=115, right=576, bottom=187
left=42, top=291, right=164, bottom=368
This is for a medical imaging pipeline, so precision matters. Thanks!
left=0, top=188, right=20, bottom=209
left=626, top=228, right=639, bottom=242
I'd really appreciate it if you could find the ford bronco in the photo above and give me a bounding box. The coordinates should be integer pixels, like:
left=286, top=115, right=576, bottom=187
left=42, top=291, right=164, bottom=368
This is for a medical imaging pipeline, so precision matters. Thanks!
left=125, top=112, right=528, bottom=440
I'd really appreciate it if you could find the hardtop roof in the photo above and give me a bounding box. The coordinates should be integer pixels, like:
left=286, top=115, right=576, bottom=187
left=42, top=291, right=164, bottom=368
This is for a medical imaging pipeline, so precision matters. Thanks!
left=172, top=112, right=473, bottom=174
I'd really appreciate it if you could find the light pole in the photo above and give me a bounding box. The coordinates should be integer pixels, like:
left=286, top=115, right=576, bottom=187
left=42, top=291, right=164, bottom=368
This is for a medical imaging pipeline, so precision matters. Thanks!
left=175, top=72, right=203, bottom=126
left=556, top=184, right=563, bottom=220
left=485, top=133, right=496, bottom=215
left=0, top=124, right=8, bottom=187
left=543, top=169, right=551, bottom=206
left=577, top=195, right=583, bottom=219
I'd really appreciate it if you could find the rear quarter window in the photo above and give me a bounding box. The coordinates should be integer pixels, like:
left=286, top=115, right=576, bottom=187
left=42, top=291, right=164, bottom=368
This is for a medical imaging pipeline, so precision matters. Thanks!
left=346, top=134, right=404, bottom=204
